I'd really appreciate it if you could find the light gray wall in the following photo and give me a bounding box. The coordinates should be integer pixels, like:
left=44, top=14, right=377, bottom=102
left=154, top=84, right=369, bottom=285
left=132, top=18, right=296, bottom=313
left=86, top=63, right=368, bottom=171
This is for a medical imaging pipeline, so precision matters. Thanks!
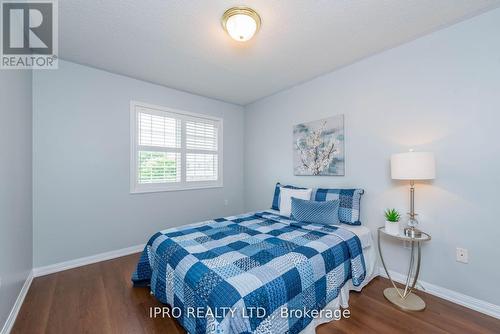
left=244, top=8, right=500, bottom=305
left=0, top=70, right=33, bottom=329
left=33, top=60, right=245, bottom=267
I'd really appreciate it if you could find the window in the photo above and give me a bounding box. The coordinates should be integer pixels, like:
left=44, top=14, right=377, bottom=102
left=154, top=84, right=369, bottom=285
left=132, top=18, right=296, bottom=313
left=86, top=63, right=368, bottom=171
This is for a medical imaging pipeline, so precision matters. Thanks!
left=130, top=101, right=223, bottom=193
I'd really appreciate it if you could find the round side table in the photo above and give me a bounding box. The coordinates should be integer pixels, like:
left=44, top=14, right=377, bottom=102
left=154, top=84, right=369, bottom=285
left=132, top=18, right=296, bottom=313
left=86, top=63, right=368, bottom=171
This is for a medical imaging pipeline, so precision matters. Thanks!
left=377, top=226, right=431, bottom=311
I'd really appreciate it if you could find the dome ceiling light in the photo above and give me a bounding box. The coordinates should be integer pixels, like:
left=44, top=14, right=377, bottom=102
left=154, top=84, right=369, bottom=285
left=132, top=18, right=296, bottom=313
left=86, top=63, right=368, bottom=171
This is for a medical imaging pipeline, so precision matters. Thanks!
left=221, top=7, right=261, bottom=42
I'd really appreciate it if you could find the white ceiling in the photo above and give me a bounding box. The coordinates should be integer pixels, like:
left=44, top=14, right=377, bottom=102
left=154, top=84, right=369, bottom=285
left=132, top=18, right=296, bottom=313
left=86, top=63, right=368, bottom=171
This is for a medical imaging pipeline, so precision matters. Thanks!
left=59, top=0, right=500, bottom=105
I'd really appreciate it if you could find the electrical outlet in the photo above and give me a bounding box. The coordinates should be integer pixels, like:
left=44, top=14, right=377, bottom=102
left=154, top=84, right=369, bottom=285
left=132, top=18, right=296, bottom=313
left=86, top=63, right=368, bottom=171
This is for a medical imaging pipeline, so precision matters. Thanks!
left=224, top=199, right=229, bottom=206
left=456, top=247, right=468, bottom=263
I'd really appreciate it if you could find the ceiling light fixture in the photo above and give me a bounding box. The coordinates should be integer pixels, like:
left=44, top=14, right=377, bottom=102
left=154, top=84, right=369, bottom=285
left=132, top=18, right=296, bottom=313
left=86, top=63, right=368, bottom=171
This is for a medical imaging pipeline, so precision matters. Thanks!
left=221, top=7, right=261, bottom=42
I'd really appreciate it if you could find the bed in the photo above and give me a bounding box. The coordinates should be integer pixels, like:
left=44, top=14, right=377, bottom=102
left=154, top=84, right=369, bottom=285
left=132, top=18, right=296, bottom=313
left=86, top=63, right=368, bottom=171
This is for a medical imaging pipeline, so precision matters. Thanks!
left=132, top=209, right=376, bottom=334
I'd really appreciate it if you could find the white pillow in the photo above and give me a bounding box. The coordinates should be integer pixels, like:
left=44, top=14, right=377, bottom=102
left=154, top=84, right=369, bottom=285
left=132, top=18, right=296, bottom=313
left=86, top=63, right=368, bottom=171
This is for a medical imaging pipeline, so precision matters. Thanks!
left=279, top=187, right=312, bottom=217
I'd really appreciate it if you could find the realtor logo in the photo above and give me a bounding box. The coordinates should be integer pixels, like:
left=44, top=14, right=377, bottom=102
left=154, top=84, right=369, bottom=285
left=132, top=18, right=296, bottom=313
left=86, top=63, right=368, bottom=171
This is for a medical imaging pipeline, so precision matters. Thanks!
left=1, top=0, right=58, bottom=69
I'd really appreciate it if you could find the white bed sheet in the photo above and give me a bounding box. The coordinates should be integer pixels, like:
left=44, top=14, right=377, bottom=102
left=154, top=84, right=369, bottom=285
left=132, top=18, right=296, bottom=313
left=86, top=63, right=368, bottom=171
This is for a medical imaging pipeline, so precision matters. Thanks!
left=341, top=224, right=372, bottom=249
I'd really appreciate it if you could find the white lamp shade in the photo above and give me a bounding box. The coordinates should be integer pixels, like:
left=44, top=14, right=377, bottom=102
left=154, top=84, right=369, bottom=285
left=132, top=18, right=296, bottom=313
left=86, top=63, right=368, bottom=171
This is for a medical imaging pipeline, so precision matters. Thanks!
left=391, top=151, right=436, bottom=180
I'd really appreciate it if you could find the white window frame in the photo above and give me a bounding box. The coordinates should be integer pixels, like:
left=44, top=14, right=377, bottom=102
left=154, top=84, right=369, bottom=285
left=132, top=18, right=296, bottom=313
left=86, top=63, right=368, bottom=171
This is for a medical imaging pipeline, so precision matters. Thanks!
left=130, top=101, right=223, bottom=193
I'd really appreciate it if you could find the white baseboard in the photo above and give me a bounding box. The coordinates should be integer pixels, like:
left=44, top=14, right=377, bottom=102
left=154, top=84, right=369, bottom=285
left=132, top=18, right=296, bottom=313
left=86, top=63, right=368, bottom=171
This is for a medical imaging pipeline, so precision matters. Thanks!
left=378, top=267, right=500, bottom=319
left=1, top=270, right=34, bottom=334
left=1, top=245, right=145, bottom=333
left=32, top=244, right=145, bottom=277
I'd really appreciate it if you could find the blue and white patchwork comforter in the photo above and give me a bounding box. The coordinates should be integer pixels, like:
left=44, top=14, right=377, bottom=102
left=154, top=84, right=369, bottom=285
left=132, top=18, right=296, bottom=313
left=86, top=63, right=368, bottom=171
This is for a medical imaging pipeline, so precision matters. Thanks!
left=132, top=211, right=366, bottom=334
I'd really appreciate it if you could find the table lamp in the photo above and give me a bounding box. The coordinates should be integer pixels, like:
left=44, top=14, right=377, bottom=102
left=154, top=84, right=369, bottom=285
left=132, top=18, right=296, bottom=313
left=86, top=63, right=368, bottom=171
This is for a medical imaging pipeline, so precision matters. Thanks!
left=391, top=150, right=436, bottom=238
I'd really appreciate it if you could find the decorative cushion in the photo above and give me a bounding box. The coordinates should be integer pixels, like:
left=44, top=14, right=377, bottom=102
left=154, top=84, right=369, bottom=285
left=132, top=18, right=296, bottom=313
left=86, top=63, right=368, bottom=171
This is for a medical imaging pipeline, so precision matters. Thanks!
left=291, top=198, right=340, bottom=225
left=279, top=187, right=312, bottom=217
left=313, top=188, right=364, bottom=225
left=271, top=182, right=307, bottom=210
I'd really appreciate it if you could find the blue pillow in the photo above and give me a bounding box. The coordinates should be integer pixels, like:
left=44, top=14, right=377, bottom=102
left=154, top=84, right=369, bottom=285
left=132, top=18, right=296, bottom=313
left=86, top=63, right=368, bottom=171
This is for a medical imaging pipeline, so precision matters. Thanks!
left=313, top=188, right=364, bottom=225
left=271, top=182, right=307, bottom=210
left=291, top=197, right=340, bottom=225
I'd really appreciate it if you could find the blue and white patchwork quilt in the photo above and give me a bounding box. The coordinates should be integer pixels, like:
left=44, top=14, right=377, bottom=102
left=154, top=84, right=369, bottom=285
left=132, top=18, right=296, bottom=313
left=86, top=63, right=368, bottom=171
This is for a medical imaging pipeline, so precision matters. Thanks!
left=132, top=211, right=366, bottom=334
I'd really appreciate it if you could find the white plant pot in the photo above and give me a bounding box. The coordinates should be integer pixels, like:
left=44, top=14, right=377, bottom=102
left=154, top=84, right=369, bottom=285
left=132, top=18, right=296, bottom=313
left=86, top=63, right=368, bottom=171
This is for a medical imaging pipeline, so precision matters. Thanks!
left=385, top=221, right=400, bottom=235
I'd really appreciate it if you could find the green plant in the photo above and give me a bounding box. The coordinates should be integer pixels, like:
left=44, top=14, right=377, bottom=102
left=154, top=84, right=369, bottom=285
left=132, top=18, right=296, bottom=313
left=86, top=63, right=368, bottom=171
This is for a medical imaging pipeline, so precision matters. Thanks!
left=384, top=209, right=401, bottom=223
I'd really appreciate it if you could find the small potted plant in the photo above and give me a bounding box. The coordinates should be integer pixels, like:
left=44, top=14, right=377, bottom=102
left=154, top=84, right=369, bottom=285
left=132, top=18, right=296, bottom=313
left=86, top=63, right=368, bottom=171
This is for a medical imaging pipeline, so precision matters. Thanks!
left=384, top=209, right=401, bottom=235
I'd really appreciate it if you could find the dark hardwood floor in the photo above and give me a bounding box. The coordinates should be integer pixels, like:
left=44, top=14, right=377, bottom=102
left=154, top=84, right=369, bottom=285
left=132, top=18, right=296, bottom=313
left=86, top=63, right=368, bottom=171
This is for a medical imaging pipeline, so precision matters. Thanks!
left=12, top=253, right=499, bottom=334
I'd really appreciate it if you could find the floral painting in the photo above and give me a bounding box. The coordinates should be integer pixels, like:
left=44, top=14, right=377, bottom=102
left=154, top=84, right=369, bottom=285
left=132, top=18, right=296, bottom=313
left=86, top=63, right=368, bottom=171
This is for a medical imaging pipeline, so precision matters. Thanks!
left=293, top=115, right=345, bottom=176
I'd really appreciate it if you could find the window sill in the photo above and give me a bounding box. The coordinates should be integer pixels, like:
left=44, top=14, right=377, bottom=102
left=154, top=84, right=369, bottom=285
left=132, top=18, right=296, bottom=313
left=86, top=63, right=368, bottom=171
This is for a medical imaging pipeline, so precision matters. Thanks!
left=130, top=184, right=223, bottom=194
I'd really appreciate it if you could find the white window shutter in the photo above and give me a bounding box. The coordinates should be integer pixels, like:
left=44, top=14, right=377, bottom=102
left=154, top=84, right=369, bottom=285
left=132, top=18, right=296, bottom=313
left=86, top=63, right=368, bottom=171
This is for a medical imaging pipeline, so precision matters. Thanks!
left=138, top=110, right=181, bottom=148
left=131, top=102, right=223, bottom=193
left=185, top=119, right=219, bottom=182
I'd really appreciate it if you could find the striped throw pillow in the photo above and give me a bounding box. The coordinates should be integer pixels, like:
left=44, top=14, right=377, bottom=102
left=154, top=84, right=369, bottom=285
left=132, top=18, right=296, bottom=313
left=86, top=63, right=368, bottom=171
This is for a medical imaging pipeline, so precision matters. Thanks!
left=291, top=197, right=340, bottom=225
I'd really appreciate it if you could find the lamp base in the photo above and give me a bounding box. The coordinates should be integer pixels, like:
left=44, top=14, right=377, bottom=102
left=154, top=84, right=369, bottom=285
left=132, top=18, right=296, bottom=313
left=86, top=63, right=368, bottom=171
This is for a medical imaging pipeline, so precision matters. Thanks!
left=404, top=227, right=422, bottom=238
